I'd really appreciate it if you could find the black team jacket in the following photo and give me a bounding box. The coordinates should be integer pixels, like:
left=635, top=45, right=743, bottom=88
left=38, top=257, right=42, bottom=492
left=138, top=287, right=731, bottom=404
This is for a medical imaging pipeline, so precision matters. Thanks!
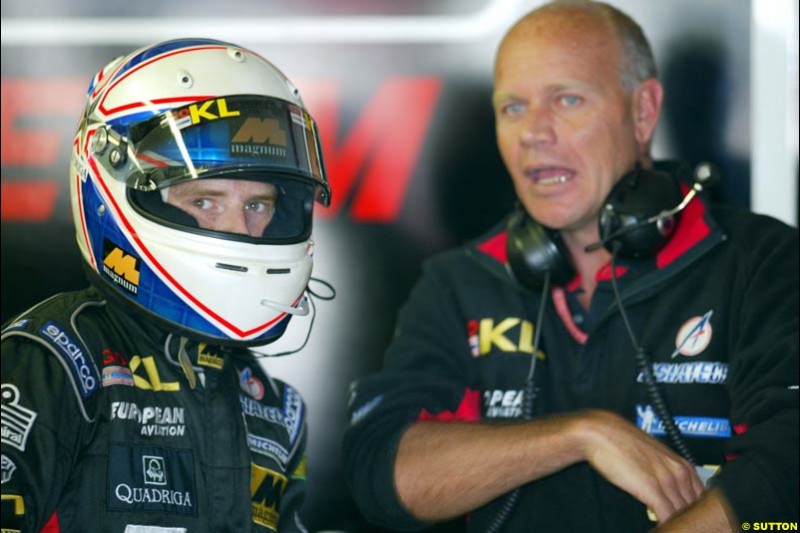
left=343, top=194, right=799, bottom=532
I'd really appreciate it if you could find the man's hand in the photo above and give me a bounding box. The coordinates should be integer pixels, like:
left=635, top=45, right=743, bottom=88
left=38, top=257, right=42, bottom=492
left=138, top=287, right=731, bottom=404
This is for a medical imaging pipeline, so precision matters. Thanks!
left=576, top=410, right=705, bottom=522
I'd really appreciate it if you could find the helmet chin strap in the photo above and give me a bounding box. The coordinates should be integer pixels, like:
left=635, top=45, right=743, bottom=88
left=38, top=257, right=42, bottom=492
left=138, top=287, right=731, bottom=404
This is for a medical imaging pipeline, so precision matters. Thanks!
left=260, top=294, right=310, bottom=316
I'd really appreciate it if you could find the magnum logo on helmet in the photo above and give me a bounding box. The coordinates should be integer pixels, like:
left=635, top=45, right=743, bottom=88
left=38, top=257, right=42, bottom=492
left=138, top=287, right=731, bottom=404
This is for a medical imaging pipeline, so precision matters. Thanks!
left=230, top=113, right=289, bottom=159
left=102, top=239, right=141, bottom=296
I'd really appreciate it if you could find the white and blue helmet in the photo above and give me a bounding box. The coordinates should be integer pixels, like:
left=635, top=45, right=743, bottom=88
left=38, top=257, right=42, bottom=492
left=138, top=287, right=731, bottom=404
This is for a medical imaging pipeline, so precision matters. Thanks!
left=69, top=38, right=330, bottom=345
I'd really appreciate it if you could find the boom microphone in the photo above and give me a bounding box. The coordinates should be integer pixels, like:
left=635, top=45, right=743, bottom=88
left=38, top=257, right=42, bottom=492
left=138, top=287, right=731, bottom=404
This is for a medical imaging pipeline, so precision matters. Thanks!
left=585, top=162, right=719, bottom=255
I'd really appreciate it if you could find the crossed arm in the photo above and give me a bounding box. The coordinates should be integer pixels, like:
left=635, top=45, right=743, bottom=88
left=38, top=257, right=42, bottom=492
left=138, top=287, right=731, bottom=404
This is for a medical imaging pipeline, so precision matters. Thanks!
left=394, top=409, right=737, bottom=531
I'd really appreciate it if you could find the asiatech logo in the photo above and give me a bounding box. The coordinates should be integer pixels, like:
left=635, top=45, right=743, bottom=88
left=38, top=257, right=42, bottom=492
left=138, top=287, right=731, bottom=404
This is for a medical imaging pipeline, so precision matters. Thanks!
left=671, top=310, right=714, bottom=358
left=239, top=367, right=265, bottom=400
left=102, top=239, right=141, bottom=296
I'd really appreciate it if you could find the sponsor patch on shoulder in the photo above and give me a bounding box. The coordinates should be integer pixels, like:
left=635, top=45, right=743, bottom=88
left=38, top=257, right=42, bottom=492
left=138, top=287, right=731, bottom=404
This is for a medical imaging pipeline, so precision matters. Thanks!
left=1, top=384, right=38, bottom=452
left=40, top=321, right=98, bottom=397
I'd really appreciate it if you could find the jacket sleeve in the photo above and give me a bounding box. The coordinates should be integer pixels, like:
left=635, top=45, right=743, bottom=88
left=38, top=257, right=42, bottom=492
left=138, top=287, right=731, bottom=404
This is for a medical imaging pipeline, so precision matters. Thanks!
left=343, top=255, right=480, bottom=530
left=1, top=336, right=90, bottom=532
left=715, top=217, right=799, bottom=522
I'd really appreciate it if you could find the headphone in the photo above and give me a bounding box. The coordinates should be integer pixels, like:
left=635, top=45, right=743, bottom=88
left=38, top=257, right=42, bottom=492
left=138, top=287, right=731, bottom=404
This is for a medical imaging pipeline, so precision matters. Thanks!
left=506, top=162, right=717, bottom=289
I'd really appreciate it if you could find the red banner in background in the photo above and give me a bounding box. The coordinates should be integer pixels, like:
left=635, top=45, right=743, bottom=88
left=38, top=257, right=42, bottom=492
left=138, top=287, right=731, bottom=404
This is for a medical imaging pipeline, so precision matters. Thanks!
left=0, top=76, right=442, bottom=223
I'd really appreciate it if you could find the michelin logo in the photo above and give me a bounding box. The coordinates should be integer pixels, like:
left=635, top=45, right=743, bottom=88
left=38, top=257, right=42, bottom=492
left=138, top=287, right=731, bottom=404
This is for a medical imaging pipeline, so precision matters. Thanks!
left=636, top=404, right=731, bottom=438
left=41, top=321, right=98, bottom=397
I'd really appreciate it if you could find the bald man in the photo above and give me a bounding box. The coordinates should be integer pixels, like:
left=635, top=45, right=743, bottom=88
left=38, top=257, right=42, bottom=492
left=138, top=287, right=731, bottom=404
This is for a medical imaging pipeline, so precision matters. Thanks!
left=343, top=2, right=798, bottom=531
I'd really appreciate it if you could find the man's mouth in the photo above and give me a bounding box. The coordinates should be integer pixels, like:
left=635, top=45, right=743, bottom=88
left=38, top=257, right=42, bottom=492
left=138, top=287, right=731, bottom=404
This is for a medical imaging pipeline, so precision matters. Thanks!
left=524, top=167, right=575, bottom=185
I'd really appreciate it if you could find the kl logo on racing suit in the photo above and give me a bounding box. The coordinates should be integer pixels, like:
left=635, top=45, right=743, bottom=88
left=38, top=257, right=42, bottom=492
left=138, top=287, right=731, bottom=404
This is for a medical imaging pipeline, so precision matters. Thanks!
left=130, top=355, right=180, bottom=392
left=467, top=318, right=546, bottom=359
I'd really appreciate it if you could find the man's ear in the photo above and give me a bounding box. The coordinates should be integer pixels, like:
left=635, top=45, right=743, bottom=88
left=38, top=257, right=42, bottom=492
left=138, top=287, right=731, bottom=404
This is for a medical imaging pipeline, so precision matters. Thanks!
left=632, top=78, right=664, bottom=146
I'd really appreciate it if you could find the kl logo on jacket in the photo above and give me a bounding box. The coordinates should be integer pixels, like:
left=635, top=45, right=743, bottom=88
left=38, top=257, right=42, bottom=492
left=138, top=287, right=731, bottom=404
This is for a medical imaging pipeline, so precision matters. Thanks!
left=467, top=318, right=546, bottom=359
left=672, top=310, right=714, bottom=358
left=130, top=356, right=180, bottom=392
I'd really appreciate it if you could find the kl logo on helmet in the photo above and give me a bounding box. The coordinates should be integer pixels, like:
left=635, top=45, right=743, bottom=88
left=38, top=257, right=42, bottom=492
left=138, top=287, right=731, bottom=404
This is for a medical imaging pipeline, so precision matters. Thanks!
left=172, top=97, right=240, bottom=127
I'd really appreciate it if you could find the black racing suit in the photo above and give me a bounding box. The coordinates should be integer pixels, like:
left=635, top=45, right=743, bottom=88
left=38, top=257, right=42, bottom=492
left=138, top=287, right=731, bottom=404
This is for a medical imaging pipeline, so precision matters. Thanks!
left=343, top=197, right=799, bottom=531
left=1, top=287, right=308, bottom=533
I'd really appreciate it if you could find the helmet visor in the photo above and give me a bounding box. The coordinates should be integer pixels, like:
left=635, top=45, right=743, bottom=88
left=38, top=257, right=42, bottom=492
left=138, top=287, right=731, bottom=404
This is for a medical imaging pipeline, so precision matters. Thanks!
left=130, top=175, right=315, bottom=243
left=95, top=95, right=330, bottom=206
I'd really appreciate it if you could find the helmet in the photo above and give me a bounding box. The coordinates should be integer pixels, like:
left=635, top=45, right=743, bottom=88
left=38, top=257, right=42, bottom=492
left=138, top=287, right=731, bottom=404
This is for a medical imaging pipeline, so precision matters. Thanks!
left=69, top=38, right=330, bottom=346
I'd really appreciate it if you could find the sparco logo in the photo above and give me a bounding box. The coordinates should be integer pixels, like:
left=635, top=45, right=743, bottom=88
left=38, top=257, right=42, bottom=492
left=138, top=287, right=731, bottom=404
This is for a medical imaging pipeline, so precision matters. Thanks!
left=40, top=321, right=97, bottom=397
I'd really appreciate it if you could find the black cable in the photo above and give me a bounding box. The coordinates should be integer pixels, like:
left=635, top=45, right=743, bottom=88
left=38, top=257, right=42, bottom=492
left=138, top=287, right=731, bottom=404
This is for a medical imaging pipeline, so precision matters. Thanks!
left=608, top=244, right=695, bottom=464
left=307, top=276, right=336, bottom=301
left=486, top=271, right=551, bottom=533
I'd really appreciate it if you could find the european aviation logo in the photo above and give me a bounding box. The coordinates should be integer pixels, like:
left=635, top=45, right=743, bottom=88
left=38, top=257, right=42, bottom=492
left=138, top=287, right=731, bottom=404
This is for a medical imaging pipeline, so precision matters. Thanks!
left=672, top=310, right=714, bottom=358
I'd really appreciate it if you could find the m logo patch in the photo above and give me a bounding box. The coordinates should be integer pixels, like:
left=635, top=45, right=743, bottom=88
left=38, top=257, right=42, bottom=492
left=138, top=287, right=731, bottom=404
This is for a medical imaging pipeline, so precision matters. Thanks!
left=102, top=239, right=140, bottom=295
left=250, top=463, right=287, bottom=531
left=232, top=118, right=287, bottom=146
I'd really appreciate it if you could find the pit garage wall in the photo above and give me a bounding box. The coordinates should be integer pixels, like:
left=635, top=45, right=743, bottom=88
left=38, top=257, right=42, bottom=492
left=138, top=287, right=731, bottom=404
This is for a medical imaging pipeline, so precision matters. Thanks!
left=1, top=1, right=796, bottom=531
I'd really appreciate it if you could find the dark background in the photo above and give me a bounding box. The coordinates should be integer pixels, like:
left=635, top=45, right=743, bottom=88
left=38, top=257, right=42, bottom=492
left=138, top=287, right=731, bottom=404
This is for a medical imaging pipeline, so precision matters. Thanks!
left=2, top=1, right=795, bottom=531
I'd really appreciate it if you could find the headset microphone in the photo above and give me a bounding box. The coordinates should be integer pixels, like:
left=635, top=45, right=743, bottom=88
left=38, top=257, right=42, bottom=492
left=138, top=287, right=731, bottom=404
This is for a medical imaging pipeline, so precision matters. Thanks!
left=585, top=162, right=719, bottom=257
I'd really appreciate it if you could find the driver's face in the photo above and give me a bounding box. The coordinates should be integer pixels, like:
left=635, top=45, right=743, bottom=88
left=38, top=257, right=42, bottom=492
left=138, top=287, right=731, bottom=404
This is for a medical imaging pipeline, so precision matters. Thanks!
left=165, top=179, right=278, bottom=237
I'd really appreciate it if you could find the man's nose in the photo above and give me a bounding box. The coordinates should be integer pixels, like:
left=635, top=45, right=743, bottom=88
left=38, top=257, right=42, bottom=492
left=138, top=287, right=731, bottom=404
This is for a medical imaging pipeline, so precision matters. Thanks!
left=520, top=106, right=556, bottom=147
left=217, top=211, right=251, bottom=236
